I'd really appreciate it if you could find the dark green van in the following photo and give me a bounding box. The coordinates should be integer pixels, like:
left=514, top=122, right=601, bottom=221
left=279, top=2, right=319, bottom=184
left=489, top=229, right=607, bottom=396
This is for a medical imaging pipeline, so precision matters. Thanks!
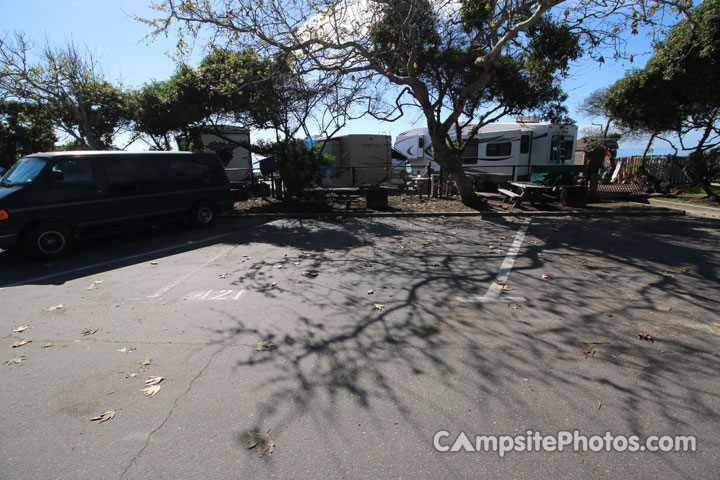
left=0, top=151, right=233, bottom=259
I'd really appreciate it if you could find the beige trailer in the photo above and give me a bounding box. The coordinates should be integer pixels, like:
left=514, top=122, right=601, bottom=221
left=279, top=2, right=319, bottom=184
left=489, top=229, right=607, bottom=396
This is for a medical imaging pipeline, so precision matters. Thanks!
left=316, top=134, right=392, bottom=187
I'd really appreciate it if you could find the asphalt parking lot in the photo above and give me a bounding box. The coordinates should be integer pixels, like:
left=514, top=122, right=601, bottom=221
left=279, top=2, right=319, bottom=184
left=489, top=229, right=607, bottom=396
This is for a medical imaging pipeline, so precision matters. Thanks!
left=1, top=213, right=719, bottom=479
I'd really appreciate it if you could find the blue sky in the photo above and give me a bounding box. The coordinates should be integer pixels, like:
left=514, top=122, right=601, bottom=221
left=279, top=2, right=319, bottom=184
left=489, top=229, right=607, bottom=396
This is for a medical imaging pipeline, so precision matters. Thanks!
left=2, top=0, right=683, bottom=155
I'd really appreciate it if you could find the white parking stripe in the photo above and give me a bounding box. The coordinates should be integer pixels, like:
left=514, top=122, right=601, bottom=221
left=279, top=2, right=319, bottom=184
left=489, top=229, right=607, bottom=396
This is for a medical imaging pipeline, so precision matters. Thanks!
left=0, top=231, right=239, bottom=291
left=456, top=218, right=531, bottom=303
left=147, top=244, right=238, bottom=298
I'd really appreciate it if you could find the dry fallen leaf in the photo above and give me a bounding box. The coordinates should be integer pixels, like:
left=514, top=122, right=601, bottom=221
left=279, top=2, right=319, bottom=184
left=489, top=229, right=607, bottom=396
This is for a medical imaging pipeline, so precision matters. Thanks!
left=541, top=273, right=554, bottom=280
left=598, top=401, right=602, bottom=410
left=5, top=356, right=28, bottom=366
left=146, top=376, right=164, bottom=386
left=247, top=429, right=275, bottom=458
left=679, top=268, right=691, bottom=274
left=87, top=280, right=104, bottom=290
left=90, top=410, right=115, bottom=423
left=142, top=385, right=161, bottom=397
left=13, top=325, right=29, bottom=333
left=11, top=339, right=30, bottom=348
left=373, top=303, right=385, bottom=311
left=82, top=328, right=98, bottom=336
left=256, top=340, right=276, bottom=352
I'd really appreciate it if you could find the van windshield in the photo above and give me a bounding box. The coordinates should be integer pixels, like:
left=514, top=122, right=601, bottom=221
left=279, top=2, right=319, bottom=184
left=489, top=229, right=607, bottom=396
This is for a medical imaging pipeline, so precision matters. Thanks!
left=1, top=157, right=48, bottom=186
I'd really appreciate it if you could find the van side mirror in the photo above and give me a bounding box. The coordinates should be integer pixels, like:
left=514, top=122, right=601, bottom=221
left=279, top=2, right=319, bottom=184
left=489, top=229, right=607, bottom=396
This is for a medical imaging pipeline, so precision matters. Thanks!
left=51, top=170, right=64, bottom=182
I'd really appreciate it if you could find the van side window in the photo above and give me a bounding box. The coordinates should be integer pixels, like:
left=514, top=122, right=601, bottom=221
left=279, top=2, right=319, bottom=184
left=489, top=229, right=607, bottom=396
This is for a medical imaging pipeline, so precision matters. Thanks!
left=104, top=157, right=161, bottom=194
left=170, top=157, right=213, bottom=187
left=486, top=142, right=512, bottom=156
left=52, top=158, right=95, bottom=183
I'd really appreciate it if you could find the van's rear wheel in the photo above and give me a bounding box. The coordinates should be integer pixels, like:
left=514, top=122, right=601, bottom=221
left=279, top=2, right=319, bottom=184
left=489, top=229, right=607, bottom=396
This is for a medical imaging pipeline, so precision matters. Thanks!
left=190, top=201, right=216, bottom=227
left=22, top=222, right=74, bottom=259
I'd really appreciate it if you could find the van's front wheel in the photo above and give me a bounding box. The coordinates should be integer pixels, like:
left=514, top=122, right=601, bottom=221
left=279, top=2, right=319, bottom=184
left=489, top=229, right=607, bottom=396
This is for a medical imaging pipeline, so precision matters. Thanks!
left=190, top=201, right=216, bottom=227
left=22, top=222, right=74, bottom=259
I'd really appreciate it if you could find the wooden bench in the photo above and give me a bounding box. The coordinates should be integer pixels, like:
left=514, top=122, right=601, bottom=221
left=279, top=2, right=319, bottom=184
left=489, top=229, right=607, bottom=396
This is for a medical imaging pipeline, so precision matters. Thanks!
left=498, top=188, right=522, bottom=206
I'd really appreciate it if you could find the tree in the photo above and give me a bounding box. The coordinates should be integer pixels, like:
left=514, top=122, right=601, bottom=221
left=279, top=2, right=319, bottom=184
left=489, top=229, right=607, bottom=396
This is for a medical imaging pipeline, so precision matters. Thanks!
left=130, top=65, right=209, bottom=150
left=274, top=139, right=335, bottom=198
left=143, top=0, right=688, bottom=207
left=0, top=100, right=56, bottom=168
left=0, top=33, right=130, bottom=150
left=604, top=0, right=720, bottom=199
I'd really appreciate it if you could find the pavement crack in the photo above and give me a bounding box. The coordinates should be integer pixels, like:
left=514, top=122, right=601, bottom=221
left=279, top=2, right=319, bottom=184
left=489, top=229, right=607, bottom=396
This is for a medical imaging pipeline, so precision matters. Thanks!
left=120, top=344, right=226, bottom=479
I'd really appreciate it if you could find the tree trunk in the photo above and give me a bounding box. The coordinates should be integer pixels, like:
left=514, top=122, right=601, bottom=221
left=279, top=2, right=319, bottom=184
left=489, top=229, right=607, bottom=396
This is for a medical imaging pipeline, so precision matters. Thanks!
left=430, top=136, right=486, bottom=209
left=684, top=153, right=719, bottom=202
left=636, top=132, right=663, bottom=192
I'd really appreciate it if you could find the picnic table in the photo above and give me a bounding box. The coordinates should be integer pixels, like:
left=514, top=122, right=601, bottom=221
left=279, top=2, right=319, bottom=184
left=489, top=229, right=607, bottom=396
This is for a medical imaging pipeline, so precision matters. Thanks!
left=301, top=187, right=362, bottom=210
left=301, top=186, right=398, bottom=211
left=498, top=181, right=553, bottom=208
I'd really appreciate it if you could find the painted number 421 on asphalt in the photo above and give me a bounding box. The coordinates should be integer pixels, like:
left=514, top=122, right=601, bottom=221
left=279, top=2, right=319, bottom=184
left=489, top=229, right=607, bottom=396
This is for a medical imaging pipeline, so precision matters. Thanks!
left=184, top=290, right=246, bottom=301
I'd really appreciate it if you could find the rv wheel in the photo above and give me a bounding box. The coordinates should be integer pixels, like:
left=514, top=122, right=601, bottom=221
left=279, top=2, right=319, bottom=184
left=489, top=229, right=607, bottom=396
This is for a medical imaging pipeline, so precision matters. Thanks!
left=190, top=201, right=216, bottom=227
left=22, top=221, right=74, bottom=259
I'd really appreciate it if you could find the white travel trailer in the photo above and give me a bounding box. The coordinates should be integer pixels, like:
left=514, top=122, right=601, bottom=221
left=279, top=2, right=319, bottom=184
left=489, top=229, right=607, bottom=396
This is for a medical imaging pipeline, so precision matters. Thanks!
left=394, top=121, right=578, bottom=185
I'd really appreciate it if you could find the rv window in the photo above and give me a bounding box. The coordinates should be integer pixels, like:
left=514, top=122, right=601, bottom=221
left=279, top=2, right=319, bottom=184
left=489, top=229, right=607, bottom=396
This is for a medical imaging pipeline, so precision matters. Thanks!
left=520, top=135, right=530, bottom=154
left=486, top=142, right=512, bottom=157
left=418, top=136, right=424, bottom=149
left=462, top=138, right=479, bottom=165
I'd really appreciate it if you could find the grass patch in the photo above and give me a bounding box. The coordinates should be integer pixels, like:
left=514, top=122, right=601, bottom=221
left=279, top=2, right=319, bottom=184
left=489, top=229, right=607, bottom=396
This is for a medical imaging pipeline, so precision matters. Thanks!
left=663, top=197, right=720, bottom=208
left=676, top=185, right=720, bottom=196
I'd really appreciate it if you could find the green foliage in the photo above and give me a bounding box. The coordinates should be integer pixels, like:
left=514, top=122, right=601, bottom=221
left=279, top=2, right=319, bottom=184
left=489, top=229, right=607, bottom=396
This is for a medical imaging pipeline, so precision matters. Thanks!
left=0, top=35, right=130, bottom=149
left=604, top=0, right=720, bottom=146
left=687, top=149, right=720, bottom=184
left=274, top=139, right=334, bottom=198
left=130, top=66, right=208, bottom=149
left=603, top=68, right=681, bottom=133
left=0, top=100, right=56, bottom=168
left=131, top=47, right=310, bottom=148
left=370, top=6, right=580, bottom=135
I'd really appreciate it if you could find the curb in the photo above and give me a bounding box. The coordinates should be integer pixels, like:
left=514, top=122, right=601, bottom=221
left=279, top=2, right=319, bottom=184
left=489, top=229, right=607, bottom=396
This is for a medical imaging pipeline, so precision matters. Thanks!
left=222, top=207, right=685, bottom=220
left=644, top=199, right=720, bottom=218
